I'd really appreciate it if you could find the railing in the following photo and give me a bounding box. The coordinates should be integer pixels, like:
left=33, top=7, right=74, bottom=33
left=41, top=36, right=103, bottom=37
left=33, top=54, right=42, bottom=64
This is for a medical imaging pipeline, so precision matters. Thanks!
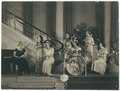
left=2, top=9, right=63, bottom=52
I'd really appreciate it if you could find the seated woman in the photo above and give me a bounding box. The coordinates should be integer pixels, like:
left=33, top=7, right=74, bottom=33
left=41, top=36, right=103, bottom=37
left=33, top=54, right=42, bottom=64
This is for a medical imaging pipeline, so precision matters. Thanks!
left=13, top=41, right=29, bottom=75
left=91, top=43, right=108, bottom=75
left=42, top=40, right=55, bottom=76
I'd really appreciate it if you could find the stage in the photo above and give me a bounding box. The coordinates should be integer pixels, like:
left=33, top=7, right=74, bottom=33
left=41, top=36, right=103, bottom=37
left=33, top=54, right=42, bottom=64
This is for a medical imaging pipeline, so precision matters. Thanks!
left=1, top=72, right=119, bottom=90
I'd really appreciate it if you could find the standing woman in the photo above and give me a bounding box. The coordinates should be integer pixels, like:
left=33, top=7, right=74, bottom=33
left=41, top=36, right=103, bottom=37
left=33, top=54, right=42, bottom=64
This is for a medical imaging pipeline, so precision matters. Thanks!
left=35, top=35, right=44, bottom=76
left=42, top=40, right=55, bottom=76
left=84, top=31, right=94, bottom=60
left=64, top=34, right=72, bottom=60
left=13, top=41, right=29, bottom=75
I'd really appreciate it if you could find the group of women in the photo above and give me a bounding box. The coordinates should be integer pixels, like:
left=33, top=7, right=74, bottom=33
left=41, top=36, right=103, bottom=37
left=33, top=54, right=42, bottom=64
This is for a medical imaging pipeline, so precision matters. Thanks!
left=13, top=30, right=108, bottom=76
left=13, top=37, right=55, bottom=76
left=35, top=36, right=54, bottom=76
left=64, top=30, right=108, bottom=75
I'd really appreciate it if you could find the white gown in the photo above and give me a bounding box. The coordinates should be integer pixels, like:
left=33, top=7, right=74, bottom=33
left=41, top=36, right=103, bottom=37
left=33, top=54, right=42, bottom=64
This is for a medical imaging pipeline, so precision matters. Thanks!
left=91, top=47, right=108, bottom=75
left=42, top=47, right=54, bottom=75
left=84, top=36, right=94, bottom=60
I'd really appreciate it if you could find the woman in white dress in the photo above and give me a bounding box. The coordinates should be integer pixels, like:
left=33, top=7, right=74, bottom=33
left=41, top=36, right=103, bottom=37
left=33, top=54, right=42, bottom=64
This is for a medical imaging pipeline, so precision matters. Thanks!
left=42, top=40, right=55, bottom=76
left=91, top=43, right=108, bottom=75
left=35, top=35, right=43, bottom=76
left=84, top=31, right=94, bottom=60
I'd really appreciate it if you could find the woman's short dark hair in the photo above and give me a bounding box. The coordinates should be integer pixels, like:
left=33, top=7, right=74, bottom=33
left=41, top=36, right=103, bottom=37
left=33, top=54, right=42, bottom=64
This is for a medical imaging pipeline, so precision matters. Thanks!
left=44, top=40, right=52, bottom=47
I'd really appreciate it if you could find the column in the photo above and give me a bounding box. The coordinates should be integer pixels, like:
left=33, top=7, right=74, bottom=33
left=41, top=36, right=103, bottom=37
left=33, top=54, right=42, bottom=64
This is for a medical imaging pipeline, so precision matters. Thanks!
left=56, top=2, right=64, bottom=42
left=104, top=2, right=111, bottom=53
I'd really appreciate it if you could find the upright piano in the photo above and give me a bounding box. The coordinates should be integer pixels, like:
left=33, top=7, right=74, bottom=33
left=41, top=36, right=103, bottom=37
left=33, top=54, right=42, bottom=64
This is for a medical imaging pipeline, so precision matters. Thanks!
left=2, top=49, right=16, bottom=75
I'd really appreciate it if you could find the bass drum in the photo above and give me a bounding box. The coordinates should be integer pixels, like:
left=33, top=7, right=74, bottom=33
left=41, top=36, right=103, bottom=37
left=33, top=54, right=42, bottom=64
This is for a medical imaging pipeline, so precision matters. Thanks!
left=66, top=54, right=91, bottom=76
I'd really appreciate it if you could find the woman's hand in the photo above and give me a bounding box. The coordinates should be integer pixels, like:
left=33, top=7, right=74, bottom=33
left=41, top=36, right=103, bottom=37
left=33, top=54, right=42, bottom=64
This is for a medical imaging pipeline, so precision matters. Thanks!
left=20, top=55, right=24, bottom=58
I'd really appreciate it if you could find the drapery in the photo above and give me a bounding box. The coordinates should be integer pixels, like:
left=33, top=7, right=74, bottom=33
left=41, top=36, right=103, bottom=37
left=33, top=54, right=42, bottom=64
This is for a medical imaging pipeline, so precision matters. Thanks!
left=63, top=2, right=73, bottom=38
left=95, top=2, right=105, bottom=45
left=23, top=2, right=33, bottom=38
left=110, top=2, right=119, bottom=50
left=46, top=2, right=56, bottom=38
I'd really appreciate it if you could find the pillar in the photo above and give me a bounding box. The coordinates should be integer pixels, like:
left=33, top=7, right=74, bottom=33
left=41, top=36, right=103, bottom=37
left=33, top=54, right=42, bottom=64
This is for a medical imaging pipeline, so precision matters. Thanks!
left=56, top=2, right=64, bottom=42
left=104, top=2, right=111, bottom=53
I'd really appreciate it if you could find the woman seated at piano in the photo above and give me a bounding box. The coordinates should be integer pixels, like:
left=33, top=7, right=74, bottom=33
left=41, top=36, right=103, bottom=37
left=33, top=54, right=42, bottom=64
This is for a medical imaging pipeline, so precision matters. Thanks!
left=91, top=43, right=108, bottom=75
left=13, top=41, right=29, bottom=75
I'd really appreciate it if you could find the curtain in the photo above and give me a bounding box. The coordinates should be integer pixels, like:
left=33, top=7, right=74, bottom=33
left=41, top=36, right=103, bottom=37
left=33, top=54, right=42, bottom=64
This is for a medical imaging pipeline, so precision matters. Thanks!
left=46, top=2, right=56, bottom=38
left=2, top=2, right=8, bottom=23
left=110, top=2, right=119, bottom=50
left=23, top=2, right=33, bottom=38
left=63, top=2, right=73, bottom=38
left=95, top=2, right=105, bottom=45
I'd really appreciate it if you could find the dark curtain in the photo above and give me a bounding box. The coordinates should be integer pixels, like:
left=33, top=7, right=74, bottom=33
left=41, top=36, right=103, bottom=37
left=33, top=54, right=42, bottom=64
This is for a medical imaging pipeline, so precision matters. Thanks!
left=2, top=2, right=8, bottom=23
left=110, top=2, right=119, bottom=50
left=46, top=2, right=56, bottom=38
left=63, top=2, right=73, bottom=38
left=23, top=2, right=33, bottom=38
left=95, top=2, right=105, bottom=45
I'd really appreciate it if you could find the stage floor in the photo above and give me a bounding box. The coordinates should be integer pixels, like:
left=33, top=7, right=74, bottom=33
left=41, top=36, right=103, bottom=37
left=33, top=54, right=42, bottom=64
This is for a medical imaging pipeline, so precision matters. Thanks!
left=1, top=72, right=119, bottom=90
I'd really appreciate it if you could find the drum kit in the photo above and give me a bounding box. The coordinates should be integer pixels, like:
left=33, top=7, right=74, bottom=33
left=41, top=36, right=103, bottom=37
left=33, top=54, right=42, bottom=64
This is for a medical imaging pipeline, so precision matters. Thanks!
left=65, top=52, right=91, bottom=76
left=60, top=35, right=92, bottom=82
left=60, top=50, right=92, bottom=82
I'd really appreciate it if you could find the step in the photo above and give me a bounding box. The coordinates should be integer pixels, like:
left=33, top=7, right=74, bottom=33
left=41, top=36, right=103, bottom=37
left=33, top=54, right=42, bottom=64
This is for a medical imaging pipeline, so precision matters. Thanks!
left=67, top=76, right=119, bottom=90
left=8, top=82, right=55, bottom=89
left=17, top=76, right=58, bottom=82
left=67, top=81, right=119, bottom=89
left=68, top=76, right=119, bottom=83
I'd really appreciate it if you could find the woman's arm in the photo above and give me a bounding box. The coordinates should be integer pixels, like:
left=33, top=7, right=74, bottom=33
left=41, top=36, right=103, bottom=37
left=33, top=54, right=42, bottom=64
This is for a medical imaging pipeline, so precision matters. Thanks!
left=98, top=50, right=107, bottom=57
left=63, top=39, right=66, bottom=49
left=91, top=37, right=95, bottom=45
left=51, top=48, right=54, bottom=56
left=35, top=42, right=41, bottom=49
left=13, top=51, right=20, bottom=58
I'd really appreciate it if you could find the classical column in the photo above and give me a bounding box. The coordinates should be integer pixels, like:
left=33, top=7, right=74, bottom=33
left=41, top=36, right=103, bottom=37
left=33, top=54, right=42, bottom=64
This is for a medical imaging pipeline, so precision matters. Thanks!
left=56, top=2, right=64, bottom=42
left=104, top=2, right=111, bottom=53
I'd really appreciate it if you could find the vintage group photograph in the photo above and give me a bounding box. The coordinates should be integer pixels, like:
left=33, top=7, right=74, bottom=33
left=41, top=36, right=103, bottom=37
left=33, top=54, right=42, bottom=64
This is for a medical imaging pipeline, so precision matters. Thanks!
left=1, top=1, right=119, bottom=90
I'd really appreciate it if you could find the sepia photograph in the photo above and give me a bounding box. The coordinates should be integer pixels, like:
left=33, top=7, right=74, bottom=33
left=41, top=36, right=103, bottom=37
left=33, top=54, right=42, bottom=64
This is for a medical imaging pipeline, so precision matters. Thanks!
left=1, top=1, right=119, bottom=90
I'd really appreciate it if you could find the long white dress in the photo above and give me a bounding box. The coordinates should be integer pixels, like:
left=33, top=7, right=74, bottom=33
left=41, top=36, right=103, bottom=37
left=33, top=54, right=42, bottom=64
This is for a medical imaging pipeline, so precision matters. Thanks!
left=84, top=36, right=94, bottom=60
left=91, top=47, right=108, bottom=75
left=42, top=47, right=54, bottom=75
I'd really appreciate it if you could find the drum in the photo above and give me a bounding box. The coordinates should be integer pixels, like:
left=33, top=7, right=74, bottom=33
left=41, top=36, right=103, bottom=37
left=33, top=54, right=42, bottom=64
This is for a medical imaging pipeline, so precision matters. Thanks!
left=66, top=53, right=91, bottom=76
left=60, top=74, right=69, bottom=82
left=66, top=62, right=80, bottom=76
